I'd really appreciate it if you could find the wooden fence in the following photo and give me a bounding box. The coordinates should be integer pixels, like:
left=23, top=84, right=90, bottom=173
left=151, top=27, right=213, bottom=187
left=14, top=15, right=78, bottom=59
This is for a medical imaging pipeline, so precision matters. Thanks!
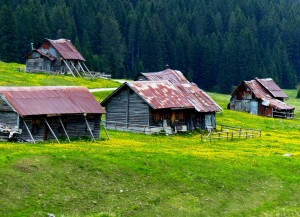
left=272, top=110, right=297, bottom=119
left=201, top=124, right=262, bottom=142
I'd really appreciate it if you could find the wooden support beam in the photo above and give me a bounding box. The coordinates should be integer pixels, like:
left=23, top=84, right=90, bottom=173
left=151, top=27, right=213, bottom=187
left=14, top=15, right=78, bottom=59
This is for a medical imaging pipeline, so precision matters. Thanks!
left=23, top=120, right=35, bottom=143
left=78, top=62, right=89, bottom=75
left=84, top=115, right=95, bottom=142
left=70, top=61, right=82, bottom=78
left=63, top=60, right=76, bottom=78
left=59, top=117, right=70, bottom=142
left=44, top=118, right=60, bottom=143
left=82, top=62, right=91, bottom=74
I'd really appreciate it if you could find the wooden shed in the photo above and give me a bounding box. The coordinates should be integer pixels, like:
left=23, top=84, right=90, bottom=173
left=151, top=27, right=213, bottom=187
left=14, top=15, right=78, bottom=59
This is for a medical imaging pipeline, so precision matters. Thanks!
left=229, top=78, right=294, bottom=118
left=101, top=69, right=221, bottom=134
left=0, top=86, right=105, bottom=142
left=25, top=38, right=89, bottom=77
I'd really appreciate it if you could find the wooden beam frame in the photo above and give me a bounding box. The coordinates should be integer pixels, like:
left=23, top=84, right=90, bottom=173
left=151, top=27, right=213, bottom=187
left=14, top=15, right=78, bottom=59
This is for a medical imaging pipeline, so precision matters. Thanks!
left=70, top=61, right=82, bottom=78
left=78, top=62, right=89, bottom=75
left=82, top=62, right=91, bottom=74
left=59, top=117, right=70, bottom=142
left=44, top=118, right=60, bottom=143
left=63, top=60, right=76, bottom=77
left=23, top=120, right=35, bottom=143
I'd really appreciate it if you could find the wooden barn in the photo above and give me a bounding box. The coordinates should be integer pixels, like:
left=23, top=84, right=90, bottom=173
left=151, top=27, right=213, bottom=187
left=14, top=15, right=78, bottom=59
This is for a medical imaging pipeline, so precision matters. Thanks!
left=0, top=86, right=105, bottom=142
left=101, top=69, right=221, bottom=134
left=25, top=38, right=89, bottom=77
left=229, top=78, right=294, bottom=118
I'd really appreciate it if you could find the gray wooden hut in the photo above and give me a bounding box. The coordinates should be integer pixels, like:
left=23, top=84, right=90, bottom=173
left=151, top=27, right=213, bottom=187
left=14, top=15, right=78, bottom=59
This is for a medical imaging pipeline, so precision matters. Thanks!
left=229, top=78, right=294, bottom=118
left=101, top=69, right=221, bottom=134
left=0, top=86, right=105, bottom=142
left=25, top=38, right=89, bottom=77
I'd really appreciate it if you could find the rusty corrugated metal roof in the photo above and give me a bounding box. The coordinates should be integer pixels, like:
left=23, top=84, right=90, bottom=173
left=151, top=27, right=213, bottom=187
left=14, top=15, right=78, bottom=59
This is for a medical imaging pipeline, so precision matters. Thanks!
left=255, top=78, right=288, bottom=98
left=126, top=81, right=221, bottom=112
left=47, top=39, right=85, bottom=61
left=264, top=98, right=294, bottom=110
left=140, top=69, right=190, bottom=84
left=0, top=86, right=105, bottom=117
left=233, top=79, right=294, bottom=111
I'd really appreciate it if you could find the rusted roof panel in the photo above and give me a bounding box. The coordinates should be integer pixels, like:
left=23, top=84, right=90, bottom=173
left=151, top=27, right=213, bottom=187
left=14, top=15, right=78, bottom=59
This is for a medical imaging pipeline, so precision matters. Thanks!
left=256, top=78, right=288, bottom=98
left=266, top=98, right=295, bottom=110
left=128, top=81, right=193, bottom=109
left=175, top=83, right=222, bottom=112
left=140, top=69, right=190, bottom=84
left=0, top=86, right=105, bottom=117
left=47, top=39, right=85, bottom=61
left=126, top=81, right=221, bottom=112
left=245, top=80, right=272, bottom=99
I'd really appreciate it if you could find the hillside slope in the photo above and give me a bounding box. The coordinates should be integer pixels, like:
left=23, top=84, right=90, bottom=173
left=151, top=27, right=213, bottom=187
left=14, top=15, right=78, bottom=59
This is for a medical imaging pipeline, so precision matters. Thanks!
left=0, top=79, right=299, bottom=216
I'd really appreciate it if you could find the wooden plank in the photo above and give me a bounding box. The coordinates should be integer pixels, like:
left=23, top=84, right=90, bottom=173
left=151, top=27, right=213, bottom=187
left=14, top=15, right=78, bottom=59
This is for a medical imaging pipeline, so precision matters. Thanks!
left=63, top=60, right=76, bottom=77
left=59, top=117, right=70, bottom=142
left=70, top=61, right=82, bottom=78
left=23, top=120, right=35, bottom=143
left=44, top=118, right=60, bottom=143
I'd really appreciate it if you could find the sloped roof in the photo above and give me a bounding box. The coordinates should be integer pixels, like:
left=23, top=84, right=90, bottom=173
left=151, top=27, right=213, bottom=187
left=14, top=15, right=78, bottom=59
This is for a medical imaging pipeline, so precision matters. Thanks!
left=0, top=86, right=105, bottom=117
left=232, top=78, right=294, bottom=111
left=102, top=81, right=221, bottom=112
left=263, top=98, right=294, bottom=110
left=47, top=39, right=85, bottom=61
left=255, top=78, right=288, bottom=98
left=139, top=69, right=190, bottom=84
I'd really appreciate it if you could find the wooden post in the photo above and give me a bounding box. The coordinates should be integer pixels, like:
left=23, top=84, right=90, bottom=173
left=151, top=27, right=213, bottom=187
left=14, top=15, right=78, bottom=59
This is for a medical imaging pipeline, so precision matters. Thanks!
left=218, top=132, right=220, bottom=140
left=227, top=131, right=228, bottom=140
left=44, top=118, right=60, bottom=143
left=101, top=121, right=110, bottom=140
left=70, top=61, right=82, bottom=78
left=84, top=115, right=95, bottom=142
left=78, top=62, right=88, bottom=75
left=23, top=120, right=35, bottom=143
left=59, top=117, right=70, bottom=142
left=63, top=60, right=76, bottom=77
left=82, top=62, right=91, bottom=74
left=231, top=132, right=234, bottom=140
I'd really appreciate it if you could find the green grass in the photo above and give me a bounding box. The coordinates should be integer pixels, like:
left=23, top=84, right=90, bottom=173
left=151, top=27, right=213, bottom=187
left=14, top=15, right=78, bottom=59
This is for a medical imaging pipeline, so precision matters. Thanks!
left=0, top=62, right=120, bottom=89
left=0, top=61, right=300, bottom=216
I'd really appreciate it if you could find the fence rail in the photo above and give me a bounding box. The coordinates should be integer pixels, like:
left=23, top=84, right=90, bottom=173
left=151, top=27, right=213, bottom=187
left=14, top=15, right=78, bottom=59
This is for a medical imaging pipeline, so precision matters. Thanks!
left=103, top=120, right=172, bottom=134
left=272, top=110, right=296, bottom=119
left=201, top=124, right=261, bottom=142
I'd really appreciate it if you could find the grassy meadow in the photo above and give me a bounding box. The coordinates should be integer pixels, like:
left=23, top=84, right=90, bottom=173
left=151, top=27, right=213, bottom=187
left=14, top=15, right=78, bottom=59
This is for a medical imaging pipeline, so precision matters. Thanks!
left=0, top=62, right=120, bottom=89
left=0, top=62, right=299, bottom=216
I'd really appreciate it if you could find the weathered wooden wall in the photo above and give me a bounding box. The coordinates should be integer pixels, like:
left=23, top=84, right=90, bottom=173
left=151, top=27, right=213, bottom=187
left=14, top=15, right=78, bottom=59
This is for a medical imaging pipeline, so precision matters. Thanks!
left=0, top=98, right=19, bottom=128
left=19, top=115, right=101, bottom=142
left=105, top=87, right=149, bottom=129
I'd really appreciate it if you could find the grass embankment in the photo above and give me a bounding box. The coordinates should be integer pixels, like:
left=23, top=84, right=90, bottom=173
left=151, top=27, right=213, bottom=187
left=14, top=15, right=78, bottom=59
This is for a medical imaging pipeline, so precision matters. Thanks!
left=0, top=62, right=120, bottom=89
left=0, top=61, right=299, bottom=216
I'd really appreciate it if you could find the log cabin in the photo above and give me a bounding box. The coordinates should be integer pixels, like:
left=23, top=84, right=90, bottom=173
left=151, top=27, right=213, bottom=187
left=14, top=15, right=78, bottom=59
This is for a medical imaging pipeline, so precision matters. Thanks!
left=101, top=69, right=221, bottom=134
left=229, top=78, right=294, bottom=118
left=25, top=38, right=89, bottom=77
left=0, top=86, right=105, bottom=142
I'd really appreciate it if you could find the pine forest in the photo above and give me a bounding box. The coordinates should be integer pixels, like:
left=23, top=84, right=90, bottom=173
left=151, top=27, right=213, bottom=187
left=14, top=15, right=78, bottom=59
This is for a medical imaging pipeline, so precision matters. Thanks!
left=0, top=0, right=300, bottom=93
